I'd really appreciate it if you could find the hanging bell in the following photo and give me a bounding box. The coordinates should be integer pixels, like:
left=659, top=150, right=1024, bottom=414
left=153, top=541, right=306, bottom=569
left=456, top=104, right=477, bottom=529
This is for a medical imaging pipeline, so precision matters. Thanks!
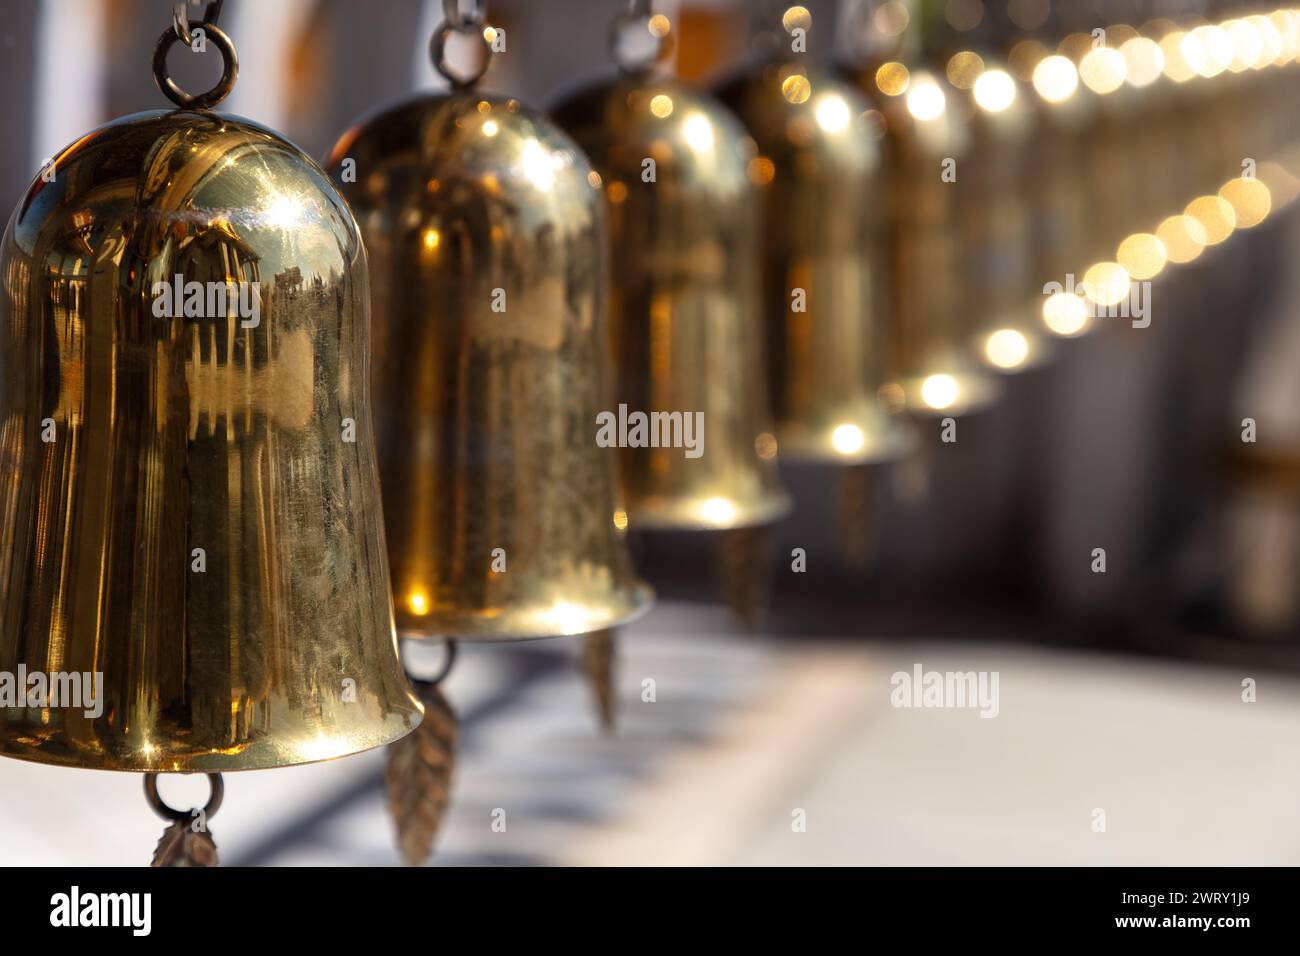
left=327, top=14, right=652, bottom=645
left=328, top=1, right=652, bottom=861
left=715, top=29, right=908, bottom=466
left=0, top=6, right=420, bottom=863
left=947, top=48, right=1051, bottom=374
left=848, top=12, right=1001, bottom=418
left=1014, top=36, right=1096, bottom=340
left=550, top=7, right=792, bottom=537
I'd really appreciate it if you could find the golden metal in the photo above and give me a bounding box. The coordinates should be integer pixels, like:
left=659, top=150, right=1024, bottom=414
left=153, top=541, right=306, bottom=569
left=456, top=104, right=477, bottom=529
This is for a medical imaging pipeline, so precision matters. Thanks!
left=955, top=68, right=1051, bottom=373
left=552, top=74, right=792, bottom=530
left=328, top=92, right=653, bottom=640
left=716, top=61, right=909, bottom=464
left=0, top=110, right=422, bottom=772
left=857, top=66, right=1001, bottom=417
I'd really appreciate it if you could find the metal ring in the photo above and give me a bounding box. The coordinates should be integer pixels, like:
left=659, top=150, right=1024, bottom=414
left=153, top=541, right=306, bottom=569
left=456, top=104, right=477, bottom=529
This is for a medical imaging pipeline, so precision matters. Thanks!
left=153, top=21, right=238, bottom=110
left=404, top=638, right=459, bottom=689
left=430, top=20, right=493, bottom=89
left=173, top=0, right=225, bottom=44
left=442, top=0, right=486, bottom=23
left=144, top=773, right=224, bottom=824
left=609, top=5, right=664, bottom=73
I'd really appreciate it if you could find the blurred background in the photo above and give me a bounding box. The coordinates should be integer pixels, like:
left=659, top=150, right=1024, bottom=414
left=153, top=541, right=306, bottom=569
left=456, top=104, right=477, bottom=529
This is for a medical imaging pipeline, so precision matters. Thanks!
left=2, top=0, right=1300, bottom=866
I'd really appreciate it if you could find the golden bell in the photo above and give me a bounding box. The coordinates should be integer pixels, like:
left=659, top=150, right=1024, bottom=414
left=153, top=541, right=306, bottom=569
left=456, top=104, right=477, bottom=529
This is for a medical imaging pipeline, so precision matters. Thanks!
left=956, top=62, right=1051, bottom=373
left=715, top=59, right=909, bottom=464
left=328, top=92, right=653, bottom=640
left=859, top=64, right=1000, bottom=417
left=1021, top=55, right=1096, bottom=340
left=552, top=74, right=792, bottom=530
left=0, top=109, right=422, bottom=772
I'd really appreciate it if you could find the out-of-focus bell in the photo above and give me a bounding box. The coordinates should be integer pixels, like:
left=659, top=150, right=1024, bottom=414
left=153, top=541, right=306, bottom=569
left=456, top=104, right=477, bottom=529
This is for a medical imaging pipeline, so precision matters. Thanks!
left=551, top=15, right=791, bottom=535
left=1012, top=34, right=1096, bottom=340
left=327, top=43, right=651, bottom=645
left=849, top=22, right=1000, bottom=417
left=0, top=13, right=419, bottom=786
left=948, top=50, right=1051, bottom=373
left=716, top=30, right=908, bottom=466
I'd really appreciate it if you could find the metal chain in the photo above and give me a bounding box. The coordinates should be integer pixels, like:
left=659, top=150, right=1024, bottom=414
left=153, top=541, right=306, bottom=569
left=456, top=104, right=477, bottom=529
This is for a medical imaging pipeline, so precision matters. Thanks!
left=172, top=0, right=224, bottom=44
left=144, top=773, right=224, bottom=823
left=442, top=0, right=487, bottom=27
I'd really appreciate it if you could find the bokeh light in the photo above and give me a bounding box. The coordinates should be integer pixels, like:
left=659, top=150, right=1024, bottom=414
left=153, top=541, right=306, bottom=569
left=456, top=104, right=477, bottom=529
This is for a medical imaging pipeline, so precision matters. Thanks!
left=1032, top=55, right=1079, bottom=103
left=973, top=69, right=1017, bottom=112
left=1116, top=233, right=1167, bottom=280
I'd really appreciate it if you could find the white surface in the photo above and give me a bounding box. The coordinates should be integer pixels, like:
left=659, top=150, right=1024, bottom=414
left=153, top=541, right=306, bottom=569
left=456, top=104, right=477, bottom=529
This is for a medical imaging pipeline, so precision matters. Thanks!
left=1, top=602, right=1297, bottom=866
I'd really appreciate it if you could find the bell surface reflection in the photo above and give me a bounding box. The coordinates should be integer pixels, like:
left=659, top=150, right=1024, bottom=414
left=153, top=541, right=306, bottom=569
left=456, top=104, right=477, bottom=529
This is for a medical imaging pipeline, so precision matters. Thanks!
left=330, top=93, right=653, bottom=640
left=0, top=111, right=421, bottom=772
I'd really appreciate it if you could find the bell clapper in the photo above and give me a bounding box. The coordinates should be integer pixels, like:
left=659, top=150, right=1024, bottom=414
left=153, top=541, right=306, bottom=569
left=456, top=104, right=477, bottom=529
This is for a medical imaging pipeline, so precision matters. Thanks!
left=893, top=420, right=935, bottom=506
left=837, top=465, right=875, bottom=571
left=145, top=773, right=223, bottom=868
left=386, top=640, right=459, bottom=867
left=581, top=629, right=619, bottom=733
left=719, top=526, right=776, bottom=631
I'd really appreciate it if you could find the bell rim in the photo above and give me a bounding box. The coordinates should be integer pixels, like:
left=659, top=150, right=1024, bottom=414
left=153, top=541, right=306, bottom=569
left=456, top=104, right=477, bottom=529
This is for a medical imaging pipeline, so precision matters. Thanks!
left=395, top=582, right=655, bottom=643
left=892, top=370, right=1005, bottom=419
left=0, top=701, right=424, bottom=774
left=625, top=493, right=793, bottom=533
left=774, top=415, right=915, bottom=466
left=974, top=325, right=1058, bottom=374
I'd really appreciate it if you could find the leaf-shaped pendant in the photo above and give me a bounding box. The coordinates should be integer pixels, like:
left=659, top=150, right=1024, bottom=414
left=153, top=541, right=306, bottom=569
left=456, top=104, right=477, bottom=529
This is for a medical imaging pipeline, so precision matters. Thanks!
left=151, top=820, right=219, bottom=867
left=583, top=628, right=618, bottom=733
left=386, top=681, right=457, bottom=866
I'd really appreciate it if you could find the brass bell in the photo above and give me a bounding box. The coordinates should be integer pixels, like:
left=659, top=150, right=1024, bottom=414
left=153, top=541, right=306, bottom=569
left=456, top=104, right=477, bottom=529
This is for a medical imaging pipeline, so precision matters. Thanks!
left=551, top=13, right=792, bottom=536
left=715, top=38, right=909, bottom=465
left=854, top=52, right=1000, bottom=417
left=328, top=2, right=652, bottom=861
left=327, top=32, right=652, bottom=645
left=1015, top=39, right=1096, bottom=340
left=0, top=5, right=419, bottom=803
left=949, top=50, right=1051, bottom=373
